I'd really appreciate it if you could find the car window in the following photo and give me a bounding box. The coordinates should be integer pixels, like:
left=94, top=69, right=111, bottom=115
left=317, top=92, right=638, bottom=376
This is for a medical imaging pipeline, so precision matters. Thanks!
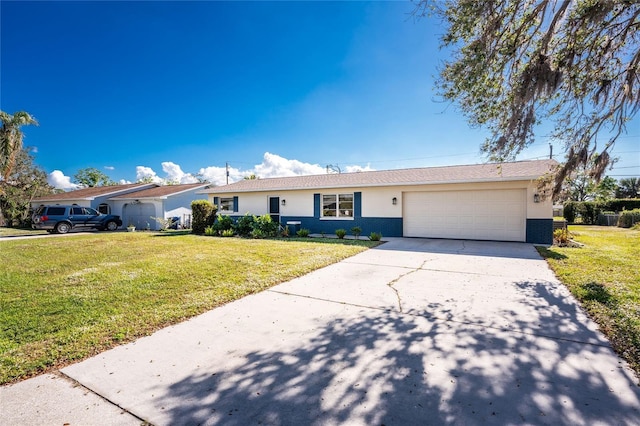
left=71, top=207, right=83, bottom=215
left=84, top=208, right=99, bottom=215
left=35, top=206, right=46, bottom=215
left=47, top=207, right=66, bottom=215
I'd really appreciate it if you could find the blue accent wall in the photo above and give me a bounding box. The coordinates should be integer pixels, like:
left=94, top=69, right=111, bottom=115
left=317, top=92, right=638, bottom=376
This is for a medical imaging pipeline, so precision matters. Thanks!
left=354, top=192, right=362, bottom=217
left=526, top=219, right=553, bottom=245
left=313, top=193, right=320, bottom=218
left=281, top=216, right=403, bottom=237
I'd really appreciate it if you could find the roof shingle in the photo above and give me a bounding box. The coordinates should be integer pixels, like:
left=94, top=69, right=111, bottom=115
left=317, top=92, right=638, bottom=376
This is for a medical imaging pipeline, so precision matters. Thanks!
left=204, top=159, right=558, bottom=193
left=33, top=183, right=154, bottom=202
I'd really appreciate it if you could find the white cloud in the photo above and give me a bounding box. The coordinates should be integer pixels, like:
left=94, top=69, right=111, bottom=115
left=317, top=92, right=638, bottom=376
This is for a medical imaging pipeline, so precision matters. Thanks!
left=137, top=153, right=375, bottom=187
left=48, top=170, right=80, bottom=191
left=118, top=179, right=132, bottom=184
left=104, top=166, right=115, bottom=171
left=253, top=152, right=326, bottom=178
left=161, top=162, right=199, bottom=184
left=135, top=166, right=164, bottom=184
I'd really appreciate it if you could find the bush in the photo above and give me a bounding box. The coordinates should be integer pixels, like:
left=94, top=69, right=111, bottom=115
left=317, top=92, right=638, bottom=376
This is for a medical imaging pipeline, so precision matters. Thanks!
left=235, top=214, right=255, bottom=237
left=335, top=229, right=347, bottom=239
left=214, top=214, right=234, bottom=234
left=204, top=226, right=216, bottom=236
left=296, top=228, right=310, bottom=237
left=221, top=229, right=235, bottom=237
left=618, top=209, right=640, bottom=228
left=251, top=228, right=265, bottom=239
left=553, top=228, right=571, bottom=246
left=253, top=214, right=278, bottom=237
left=191, top=200, right=217, bottom=234
left=351, top=226, right=362, bottom=239
left=563, top=202, right=577, bottom=223
left=580, top=201, right=601, bottom=225
left=369, top=232, right=382, bottom=241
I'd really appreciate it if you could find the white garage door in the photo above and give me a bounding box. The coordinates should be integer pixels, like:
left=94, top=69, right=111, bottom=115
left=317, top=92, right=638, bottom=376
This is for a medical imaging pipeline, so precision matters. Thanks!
left=123, top=203, right=156, bottom=229
left=403, top=189, right=526, bottom=241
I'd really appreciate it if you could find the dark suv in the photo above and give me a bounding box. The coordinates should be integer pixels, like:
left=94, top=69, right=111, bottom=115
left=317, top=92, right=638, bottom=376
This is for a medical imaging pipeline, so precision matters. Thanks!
left=32, top=205, right=123, bottom=234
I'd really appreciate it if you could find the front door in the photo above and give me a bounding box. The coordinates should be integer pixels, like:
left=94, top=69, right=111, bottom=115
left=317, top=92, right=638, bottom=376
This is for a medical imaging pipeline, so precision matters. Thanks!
left=269, top=197, right=280, bottom=223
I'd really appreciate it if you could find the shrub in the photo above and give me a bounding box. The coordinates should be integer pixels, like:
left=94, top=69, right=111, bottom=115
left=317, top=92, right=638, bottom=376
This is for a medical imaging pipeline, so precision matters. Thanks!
left=553, top=228, right=571, bottom=246
left=617, top=209, right=640, bottom=228
left=221, top=229, right=235, bottom=237
left=580, top=201, right=601, bottom=225
left=235, top=214, right=255, bottom=237
left=204, top=226, right=216, bottom=236
left=251, top=228, right=265, bottom=239
left=281, top=225, right=290, bottom=237
left=351, top=226, right=362, bottom=239
left=296, top=228, right=310, bottom=237
left=563, top=202, right=577, bottom=223
left=214, top=214, right=234, bottom=234
left=369, top=232, right=382, bottom=241
left=191, top=200, right=217, bottom=234
left=253, top=214, right=278, bottom=237
left=335, top=229, right=347, bottom=239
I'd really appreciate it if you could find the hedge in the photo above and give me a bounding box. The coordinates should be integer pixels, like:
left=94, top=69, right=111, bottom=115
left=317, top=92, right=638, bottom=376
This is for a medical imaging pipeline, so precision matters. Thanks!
left=564, top=199, right=640, bottom=224
left=191, top=200, right=217, bottom=234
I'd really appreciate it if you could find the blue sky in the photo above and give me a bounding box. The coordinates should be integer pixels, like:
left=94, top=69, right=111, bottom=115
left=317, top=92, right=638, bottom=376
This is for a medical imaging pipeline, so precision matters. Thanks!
left=2, top=1, right=638, bottom=189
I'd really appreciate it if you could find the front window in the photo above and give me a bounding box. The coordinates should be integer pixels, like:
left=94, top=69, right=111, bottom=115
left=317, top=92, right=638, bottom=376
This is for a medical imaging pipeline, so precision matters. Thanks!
left=98, top=203, right=110, bottom=214
left=219, top=197, right=234, bottom=212
left=322, top=193, right=353, bottom=218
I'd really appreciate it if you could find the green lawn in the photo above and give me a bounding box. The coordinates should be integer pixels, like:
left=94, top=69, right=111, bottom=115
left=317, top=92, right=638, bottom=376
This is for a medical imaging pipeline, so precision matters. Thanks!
left=537, top=225, right=640, bottom=376
left=0, top=227, right=48, bottom=237
left=0, top=232, right=378, bottom=384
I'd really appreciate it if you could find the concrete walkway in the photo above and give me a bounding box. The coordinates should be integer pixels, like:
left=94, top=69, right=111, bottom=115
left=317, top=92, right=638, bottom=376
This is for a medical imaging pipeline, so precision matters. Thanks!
left=2, top=238, right=639, bottom=425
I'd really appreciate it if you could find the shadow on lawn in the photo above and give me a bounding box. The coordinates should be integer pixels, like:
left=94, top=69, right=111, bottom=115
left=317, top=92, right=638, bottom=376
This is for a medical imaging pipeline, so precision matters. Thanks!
left=152, top=280, right=640, bottom=425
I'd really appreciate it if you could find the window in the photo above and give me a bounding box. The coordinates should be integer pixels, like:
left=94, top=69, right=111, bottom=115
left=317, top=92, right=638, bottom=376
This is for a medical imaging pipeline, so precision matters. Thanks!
left=98, top=203, right=110, bottom=214
left=219, top=197, right=234, bottom=212
left=322, top=193, right=353, bottom=218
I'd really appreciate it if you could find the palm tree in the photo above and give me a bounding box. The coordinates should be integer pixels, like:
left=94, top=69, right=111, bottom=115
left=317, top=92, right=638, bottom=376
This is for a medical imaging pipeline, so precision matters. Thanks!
left=0, top=110, right=38, bottom=185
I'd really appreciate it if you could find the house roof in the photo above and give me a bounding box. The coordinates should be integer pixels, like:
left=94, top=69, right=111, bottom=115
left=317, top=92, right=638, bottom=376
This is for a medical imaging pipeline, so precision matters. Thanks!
left=110, top=183, right=212, bottom=200
left=202, top=159, right=559, bottom=194
left=33, top=183, right=155, bottom=202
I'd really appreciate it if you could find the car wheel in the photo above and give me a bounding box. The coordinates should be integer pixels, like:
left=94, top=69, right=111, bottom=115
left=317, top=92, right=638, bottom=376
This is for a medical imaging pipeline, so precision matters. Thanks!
left=55, top=222, right=71, bottom=234
left=105, top=220, right=118, bottom=231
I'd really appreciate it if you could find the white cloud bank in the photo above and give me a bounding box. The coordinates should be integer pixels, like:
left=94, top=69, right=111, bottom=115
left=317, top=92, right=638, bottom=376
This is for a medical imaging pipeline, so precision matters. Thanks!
left=48, top=170, right=80, bottom=191
left=47, top=153, right=374, bottom=191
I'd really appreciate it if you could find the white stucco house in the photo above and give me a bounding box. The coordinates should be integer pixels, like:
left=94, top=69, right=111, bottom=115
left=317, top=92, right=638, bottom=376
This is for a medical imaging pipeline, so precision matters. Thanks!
left=32, top=183, right=212, bottom=230
left=200, top=159, right=558, bottom=245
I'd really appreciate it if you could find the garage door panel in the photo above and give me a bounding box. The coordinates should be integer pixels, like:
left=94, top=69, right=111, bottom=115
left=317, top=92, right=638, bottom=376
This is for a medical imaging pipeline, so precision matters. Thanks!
left=403, top=189, right=525, bottom=242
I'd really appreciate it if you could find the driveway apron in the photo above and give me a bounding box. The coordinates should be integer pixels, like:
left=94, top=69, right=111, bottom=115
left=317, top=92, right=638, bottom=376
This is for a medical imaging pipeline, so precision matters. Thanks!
left=5, top=238, right=640, bottom=425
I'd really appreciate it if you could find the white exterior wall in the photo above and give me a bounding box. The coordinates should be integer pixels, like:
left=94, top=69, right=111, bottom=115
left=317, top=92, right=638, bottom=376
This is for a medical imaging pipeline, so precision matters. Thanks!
left=207, top=179, right=552, bottom=220
left=164, top=190, right=208, bottom=218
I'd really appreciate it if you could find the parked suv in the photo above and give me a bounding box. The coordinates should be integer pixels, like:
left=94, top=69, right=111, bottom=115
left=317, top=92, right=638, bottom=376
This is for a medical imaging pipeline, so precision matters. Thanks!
left=32, top=205, right=123, bottom=234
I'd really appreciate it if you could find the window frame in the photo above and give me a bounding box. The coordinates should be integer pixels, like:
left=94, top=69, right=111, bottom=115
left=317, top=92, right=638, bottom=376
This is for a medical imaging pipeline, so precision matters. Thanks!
left=321, top=193, right=354, bottom=219
left=219, top=197, right=234, bottom=212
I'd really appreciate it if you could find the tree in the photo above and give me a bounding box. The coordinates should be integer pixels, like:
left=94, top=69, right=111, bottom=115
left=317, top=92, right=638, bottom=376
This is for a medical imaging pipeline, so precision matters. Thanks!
left=616, top=177, right=640, bottom=198
left=74, top=167, right=115, bottom=187
left=0, top=147, right=54, bottom=227
left=0, top=110, right=38, bottom=189
left=415, top=1, right=640, bottom=196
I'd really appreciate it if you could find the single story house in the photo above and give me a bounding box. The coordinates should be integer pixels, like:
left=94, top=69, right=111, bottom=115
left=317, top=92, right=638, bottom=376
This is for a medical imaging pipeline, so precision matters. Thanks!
left=200, top=159, right=557, bottom=245
left=109, top=183, right=212, bottom=230
left=31, top=183, right=156, bottom=214
left=32, top=183, right=212, bottom=231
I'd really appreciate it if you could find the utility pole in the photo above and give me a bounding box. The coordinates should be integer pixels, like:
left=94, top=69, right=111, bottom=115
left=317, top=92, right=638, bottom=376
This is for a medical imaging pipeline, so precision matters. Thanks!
left=549, top=143, right=553, bottom=159
left=226, top=162, right=229, bottom=185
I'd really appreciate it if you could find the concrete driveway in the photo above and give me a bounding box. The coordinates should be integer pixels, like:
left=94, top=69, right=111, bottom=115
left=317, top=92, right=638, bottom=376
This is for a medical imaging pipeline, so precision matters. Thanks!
left=3, top=238, right=640, bottom=425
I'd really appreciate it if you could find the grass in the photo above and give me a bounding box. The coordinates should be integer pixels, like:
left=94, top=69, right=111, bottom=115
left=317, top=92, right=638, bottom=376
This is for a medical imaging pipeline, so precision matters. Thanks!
left=0, top=227, right=48, bottom=237
left=537, top=225, right=640, bottom=376
left=0, top=232, right=378, bottom=384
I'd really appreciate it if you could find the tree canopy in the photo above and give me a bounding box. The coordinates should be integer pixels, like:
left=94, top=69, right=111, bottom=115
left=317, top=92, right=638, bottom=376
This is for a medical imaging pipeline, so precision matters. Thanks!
left=74, top=167, right=115, bottom=187
left=0, top=110, right=38, bottom=188
left=415, top=0, right=640, bottom=196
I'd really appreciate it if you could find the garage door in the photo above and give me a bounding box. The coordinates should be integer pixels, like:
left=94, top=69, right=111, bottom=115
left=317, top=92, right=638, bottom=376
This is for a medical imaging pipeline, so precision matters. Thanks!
left=403, top=189, right=526, bottom=241
left=123, top=203, right=156, bottom=229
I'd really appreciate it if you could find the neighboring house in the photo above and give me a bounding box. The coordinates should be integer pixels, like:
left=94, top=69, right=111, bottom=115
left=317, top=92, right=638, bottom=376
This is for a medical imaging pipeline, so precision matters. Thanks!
left=200, top=159, right=557, bottom=244
left=31, top=183, right=156, bottom=214
left=31, top=183, right=212, bottom=231
left=109, top=183, right=212, bottom=230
